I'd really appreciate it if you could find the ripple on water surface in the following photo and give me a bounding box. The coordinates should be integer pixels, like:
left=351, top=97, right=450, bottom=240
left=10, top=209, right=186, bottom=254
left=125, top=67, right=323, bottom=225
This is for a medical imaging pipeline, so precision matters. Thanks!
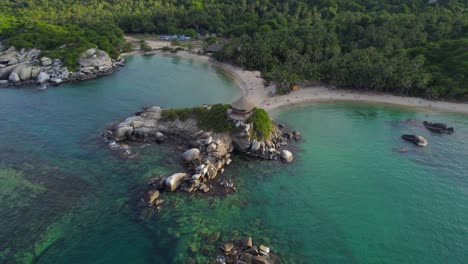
left=1, top=56, right=468, bottom=263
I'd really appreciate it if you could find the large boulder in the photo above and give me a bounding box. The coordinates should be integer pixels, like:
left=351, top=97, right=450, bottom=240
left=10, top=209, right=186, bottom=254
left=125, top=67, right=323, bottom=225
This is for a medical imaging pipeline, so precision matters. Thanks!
left=280, top=150, right=293, bottom=163
left=7, top=58, right=18, bottom=65
left=8, top=72, right=20, bottom=83
left=165, top=173, right=188, bottom=191
left=250, top=140, right=262, bottom=152
left=232, top=135, right=251, bottom=152
left=40, top=57, right=53, bottom=66
left=36, top=72, right=50, bottom=84
left=50, top=78, right=63, bottom=86
left=79, top=48, right=113, bottom=72
left=182, top=148, right=200, bottom=162
left=0, top=63, right=25, bottom=80
left=16, top=65, right=33, bottom=81
left=114, top=126, right=134, bottom=142
left=30, top=66, right=41, bottom=79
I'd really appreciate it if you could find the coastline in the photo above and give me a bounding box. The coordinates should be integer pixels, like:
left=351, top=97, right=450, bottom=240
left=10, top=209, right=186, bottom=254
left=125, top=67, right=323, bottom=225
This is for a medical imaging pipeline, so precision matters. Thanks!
left=121, top=34, right=468, bottom=115
left=123, top=47, right=468, bottom=115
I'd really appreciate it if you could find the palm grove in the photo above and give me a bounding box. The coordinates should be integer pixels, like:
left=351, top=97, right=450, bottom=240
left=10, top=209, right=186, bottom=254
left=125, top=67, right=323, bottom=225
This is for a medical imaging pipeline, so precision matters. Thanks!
left=0, top=0, right=466, bottom=100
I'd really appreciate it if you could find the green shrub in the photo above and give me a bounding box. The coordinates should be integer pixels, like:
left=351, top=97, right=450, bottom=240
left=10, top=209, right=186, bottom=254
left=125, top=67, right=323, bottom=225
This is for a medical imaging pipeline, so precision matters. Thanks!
left=161, top=104, right=234, bottom=133
left=140, top=40, right=152, bottom=52
left=195, top=104, right=234, bottom=133
left=248, top=108, right=274, bottom=140
left=171, top=40, right=182, bottom=46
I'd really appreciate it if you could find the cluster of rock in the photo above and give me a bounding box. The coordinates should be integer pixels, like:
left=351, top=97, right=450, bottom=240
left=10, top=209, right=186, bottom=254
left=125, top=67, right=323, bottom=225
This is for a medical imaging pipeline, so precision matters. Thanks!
left=229, top=118, right=297, bottom=163
left=103, top=104, right=298, bottom=210
left=0, top=45, right=124, bottom=87
left=214, top=237, right=276, bottom=264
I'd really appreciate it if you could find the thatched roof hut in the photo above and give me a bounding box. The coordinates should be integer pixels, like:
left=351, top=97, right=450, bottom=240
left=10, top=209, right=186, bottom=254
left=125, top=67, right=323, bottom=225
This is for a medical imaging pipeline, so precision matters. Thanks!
left=205, top=43, right=224, bottom=53
left=231, top=97, right=255, bottom=113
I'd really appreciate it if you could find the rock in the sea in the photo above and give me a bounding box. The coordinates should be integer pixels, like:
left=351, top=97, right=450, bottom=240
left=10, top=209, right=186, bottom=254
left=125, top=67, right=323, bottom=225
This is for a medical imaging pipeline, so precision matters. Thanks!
left=155, top=132, right=165, bottom=142
left=182, top=148, right=200, bottom=162
left=144, top=190, right=159, bottom=205
left=245, top=246, right=259, bottom=255
left=114, top=126, right=134, bottom=141
left=36, top=72, right=50, bottom=84
left=220, top=243, right=233, bottom=252
left=16, top=65, right=32, bottom=81
left=250, top=140, right=262, bottom=152
left=79, top=48, right=113, bottom=72
left=8, top=72, right=20, bottom=83
left=259, top=245, right=270, bottom=255
left=242, top=237, right=253, bottom=248
left=50, top=78, right=63, bottom=86
left=165, top=173, right=188, bottom=191
left=280, top=150, right=293, bottom=163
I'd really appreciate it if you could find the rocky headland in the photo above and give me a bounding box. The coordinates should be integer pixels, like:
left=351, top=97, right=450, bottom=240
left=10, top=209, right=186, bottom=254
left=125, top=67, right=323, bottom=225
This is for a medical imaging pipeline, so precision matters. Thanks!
left=0, top=44, right=125, bottom=87
left=102, top=99, right=299, bottom=210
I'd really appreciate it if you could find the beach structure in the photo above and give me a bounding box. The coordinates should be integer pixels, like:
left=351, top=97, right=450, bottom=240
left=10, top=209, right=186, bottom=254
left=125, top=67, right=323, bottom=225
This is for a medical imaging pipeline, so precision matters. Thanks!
left=227, top=96, right=255, bottom=121
left=205, top=43, right=224, bottom=54
left=291, top=84, right=301, bottom=91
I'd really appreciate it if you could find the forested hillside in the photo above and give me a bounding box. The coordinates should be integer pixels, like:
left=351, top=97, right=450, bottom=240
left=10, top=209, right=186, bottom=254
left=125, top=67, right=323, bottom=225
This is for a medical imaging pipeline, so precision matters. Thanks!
left=0, top=0, right=466, bottom=99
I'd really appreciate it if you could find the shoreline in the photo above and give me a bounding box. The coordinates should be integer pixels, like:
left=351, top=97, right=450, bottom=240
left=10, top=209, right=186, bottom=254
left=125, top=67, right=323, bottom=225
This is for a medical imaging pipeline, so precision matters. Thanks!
left=124, top=47, right=468, bottom=115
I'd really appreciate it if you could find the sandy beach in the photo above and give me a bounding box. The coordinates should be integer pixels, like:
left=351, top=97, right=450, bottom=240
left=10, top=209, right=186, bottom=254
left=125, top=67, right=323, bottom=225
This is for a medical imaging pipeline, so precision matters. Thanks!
left=124, top=35, right=468, bottom=115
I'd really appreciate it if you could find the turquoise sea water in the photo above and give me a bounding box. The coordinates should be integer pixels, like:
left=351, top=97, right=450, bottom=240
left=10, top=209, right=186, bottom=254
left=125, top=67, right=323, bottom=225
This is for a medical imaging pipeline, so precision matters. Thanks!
left=0, top=55, right=467, bottom=264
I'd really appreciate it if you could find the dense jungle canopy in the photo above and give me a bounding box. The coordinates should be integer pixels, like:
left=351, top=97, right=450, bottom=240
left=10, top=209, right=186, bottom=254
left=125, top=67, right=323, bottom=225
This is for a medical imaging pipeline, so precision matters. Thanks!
left=0, top=0, right=467, bottom=99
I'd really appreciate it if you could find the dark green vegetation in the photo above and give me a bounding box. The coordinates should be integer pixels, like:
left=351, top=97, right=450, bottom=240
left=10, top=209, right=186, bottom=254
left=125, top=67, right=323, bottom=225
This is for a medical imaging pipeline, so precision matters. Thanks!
left=161, top=104, right=235, bottom=133
left=248, top=108, right=274, bottom=141
left=0, top=0, right=466, bottom=99
left=161, top=104, right=274, bottom=139
left=1, top=21, right=128, bottom=69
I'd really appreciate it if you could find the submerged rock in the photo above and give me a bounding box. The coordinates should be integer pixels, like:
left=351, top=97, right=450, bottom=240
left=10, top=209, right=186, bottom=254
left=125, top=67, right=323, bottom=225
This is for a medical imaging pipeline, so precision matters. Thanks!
left=144, top=190, right=159, bottom=205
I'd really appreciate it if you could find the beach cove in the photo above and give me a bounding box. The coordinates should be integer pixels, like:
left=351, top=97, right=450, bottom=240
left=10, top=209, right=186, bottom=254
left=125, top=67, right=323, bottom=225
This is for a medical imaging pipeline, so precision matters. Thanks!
left=0, top=54, right=468, bottom=263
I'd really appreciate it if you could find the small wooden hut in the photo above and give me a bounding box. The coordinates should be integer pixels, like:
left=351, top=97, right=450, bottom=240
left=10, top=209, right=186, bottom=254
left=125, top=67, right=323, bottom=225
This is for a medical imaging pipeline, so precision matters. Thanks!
left=228, top=97, right=255, bottom=121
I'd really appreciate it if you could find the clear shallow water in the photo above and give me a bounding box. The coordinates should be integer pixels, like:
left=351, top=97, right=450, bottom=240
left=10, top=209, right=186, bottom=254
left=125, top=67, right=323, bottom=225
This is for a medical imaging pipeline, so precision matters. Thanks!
left=1, top=55, right=468, bottom=264
left=266, top=103, right=468, bottom=263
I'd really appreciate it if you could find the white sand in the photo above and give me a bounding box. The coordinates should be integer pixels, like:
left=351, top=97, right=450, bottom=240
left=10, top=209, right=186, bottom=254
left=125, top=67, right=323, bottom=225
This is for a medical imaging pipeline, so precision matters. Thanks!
left=123, top=35, right=468, bottom=115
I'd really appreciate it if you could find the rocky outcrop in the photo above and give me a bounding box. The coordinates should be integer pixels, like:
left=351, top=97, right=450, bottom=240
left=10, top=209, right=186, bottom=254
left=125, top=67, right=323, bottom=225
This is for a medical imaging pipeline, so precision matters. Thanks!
left=232, top=120, right=290, bottom=160
left=213, top=237, right=277, bottom=264
left=103, top=104, right=298, bottom=211
left=77, top=48, right=115, bottom=80
left=0, top=45, right=125, bottom=87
